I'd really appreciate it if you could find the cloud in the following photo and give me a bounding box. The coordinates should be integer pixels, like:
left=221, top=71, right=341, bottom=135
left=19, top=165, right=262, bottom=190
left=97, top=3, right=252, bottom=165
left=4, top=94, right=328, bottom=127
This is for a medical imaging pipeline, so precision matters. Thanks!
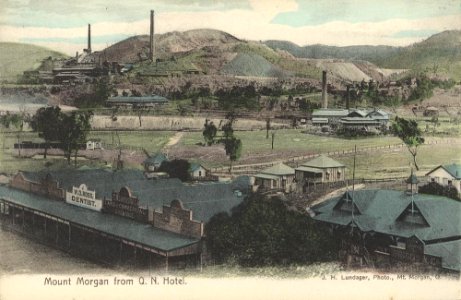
left=271, top=0, right=461, bottom=27
left=0, top=0, right=460, bottom=55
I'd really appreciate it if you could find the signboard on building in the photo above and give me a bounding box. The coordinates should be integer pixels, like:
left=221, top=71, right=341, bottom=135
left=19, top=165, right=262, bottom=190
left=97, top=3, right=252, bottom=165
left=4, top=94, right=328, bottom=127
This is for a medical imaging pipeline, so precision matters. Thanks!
left=65, top=184, right=102, bottom=211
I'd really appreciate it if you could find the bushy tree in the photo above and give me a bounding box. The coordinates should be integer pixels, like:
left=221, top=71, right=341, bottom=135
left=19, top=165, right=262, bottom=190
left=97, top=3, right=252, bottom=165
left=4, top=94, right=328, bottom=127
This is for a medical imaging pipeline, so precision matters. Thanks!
left=205, top=194, right=339, bottom=266
left=202, top=119, right=217, bottom=146
left=419, top=182, right=460, bottom=201
left=392, top=116, right=425, bottom=170
left=158, top=159, right=191, bottom=182
left=224, top=137, right=242, bottom=172
left=58, top=111, right=93, bottom=166
left=30, top=106, right=62, bottom=159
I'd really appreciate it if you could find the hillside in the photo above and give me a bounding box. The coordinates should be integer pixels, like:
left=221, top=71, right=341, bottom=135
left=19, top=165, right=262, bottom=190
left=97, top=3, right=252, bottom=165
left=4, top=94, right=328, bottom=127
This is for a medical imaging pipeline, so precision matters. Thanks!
left=264, top=40, right=401, bottom=64
left=375, top=30, right=461, bottom=80
left=95, top=29, right=241, bottom=64
left=0, top=42, right=67, bottom=82
left=99, top=29, right=398, bottom=82
left=264, top=30, right=461, bottom=80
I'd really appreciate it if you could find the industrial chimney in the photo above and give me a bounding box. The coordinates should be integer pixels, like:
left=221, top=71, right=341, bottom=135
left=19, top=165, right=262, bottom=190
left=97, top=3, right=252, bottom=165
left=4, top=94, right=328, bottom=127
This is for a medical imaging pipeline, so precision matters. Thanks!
left=87, top=24, right=92, bottom=54
left=346, top=84, right=350, bottom=110
left=321, top=70, right=328, bottom=109
left=150, top=10, right=155, bottom=62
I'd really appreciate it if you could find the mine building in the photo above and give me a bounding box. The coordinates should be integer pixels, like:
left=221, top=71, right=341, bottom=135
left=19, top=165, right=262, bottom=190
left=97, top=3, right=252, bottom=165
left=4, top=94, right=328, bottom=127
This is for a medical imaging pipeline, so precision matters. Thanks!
left=1, top=169, right=248, bottom=270
left=311, top=174, right=461, bottom=274
left=311, top=108, right=390, bottom=131
left=106, top=95, right=169, bottom=108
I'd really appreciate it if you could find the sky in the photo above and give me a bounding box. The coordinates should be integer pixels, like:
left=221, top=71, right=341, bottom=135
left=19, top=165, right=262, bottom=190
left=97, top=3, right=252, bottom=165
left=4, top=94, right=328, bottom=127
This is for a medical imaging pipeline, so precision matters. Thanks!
left=0, top=0, right=460, bottom=55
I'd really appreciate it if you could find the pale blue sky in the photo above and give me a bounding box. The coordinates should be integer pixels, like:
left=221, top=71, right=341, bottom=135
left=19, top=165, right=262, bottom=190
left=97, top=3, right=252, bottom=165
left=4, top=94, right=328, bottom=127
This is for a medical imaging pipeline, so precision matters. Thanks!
left=1, top=0, right=460, bottom=54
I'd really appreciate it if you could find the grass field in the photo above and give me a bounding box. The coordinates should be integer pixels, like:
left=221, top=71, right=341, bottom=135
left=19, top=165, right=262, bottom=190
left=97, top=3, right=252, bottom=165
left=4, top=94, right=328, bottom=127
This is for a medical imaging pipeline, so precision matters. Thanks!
left=87, top=131, right=174, bottom=153
left=339, top=143, right=461, bottom=179
left=0, top=131, right=174, bottom=174
left=179, top=129, right=403, bottom=155
left=1, top=129, right=460, bottom=179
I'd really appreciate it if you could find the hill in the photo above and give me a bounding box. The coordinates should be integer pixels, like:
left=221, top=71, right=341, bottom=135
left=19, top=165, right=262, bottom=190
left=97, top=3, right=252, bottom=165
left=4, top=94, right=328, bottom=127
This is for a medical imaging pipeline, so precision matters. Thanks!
left=264, top=30, right=461, bottom=80
left=264, top=40, right=402, bottom=63
left=375, top=30, right=461, bottom=80
left=98, top=29, right=398, bottom=82
left=0, top=42, right=67, bottom=82
left=95, top=29, right=241, bottom=64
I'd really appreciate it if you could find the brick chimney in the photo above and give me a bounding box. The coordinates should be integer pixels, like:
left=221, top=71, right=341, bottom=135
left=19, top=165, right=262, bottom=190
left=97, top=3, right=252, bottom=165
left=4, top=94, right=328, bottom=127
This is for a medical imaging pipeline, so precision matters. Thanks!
left=150, top=10, right=155, bottom=62
left=87, top=24, right=91, bottom=54
left=322, top=70, right=328, bottom=109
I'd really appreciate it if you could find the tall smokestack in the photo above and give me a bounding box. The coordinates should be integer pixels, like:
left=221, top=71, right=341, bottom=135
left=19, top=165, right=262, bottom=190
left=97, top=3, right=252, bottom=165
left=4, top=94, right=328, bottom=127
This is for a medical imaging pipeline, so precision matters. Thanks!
left=87, top=24, right=92, bottom=54
left=346, top=84, right=350, bottom=109
left=150, top=10, right=155, bottom=62
left=322, top=70, right=328, bottom=109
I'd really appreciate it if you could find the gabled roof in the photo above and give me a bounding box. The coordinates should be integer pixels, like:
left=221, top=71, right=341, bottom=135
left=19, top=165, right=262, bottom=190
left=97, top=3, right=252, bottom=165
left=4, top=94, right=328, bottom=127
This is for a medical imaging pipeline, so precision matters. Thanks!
left=260, top=163, right=295, bottom=176
left=313, top=189, right=461, bottom=242
left=426, top=164, right=461, bottom=180
left=301, top=155, right=345, bottom=169
left=366, top=109, right=389, bottom=119
left=347, top=110, right=368, bottom=117
left=189, top=163, right=207, bottom=172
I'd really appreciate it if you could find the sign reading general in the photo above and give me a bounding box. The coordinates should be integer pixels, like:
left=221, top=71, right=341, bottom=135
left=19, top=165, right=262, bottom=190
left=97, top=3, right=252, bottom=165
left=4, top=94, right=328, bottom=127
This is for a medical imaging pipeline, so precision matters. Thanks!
left=65, top=184, right=102, bottom=211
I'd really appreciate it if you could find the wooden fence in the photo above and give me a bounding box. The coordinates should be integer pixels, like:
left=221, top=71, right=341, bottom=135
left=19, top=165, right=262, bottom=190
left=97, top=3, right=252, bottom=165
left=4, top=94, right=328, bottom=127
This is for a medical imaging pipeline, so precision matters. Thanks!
left=210, top=139, right=461, bottom=174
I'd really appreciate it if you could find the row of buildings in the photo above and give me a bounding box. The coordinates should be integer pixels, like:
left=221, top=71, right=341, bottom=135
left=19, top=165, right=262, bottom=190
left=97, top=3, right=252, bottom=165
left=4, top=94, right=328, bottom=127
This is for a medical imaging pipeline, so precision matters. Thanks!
left=0, top=168, right=248, bottom=269
left=253, top=155, right=346, bottom=193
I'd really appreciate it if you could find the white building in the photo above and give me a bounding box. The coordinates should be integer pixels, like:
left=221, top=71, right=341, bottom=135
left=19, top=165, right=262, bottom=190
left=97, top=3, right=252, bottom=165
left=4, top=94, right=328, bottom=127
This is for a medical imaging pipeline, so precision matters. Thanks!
left=425, top=163, right=461, bottom=195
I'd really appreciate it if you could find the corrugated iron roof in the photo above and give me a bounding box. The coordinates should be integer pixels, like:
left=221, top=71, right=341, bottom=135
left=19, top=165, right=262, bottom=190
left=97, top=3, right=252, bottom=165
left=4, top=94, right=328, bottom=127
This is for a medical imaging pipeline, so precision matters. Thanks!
left=19, top=169, right=244, bottom=222
left=260, top=163, right=295, bottom=176
left=254, top=173, right=280, bottom=180
left=0, top=186, right=199, bottom=252
left=313, top=189, right=461, bottom=242
left=425, top=240, right=461, bottom=272
left=301, top=155, right=345, bottom=169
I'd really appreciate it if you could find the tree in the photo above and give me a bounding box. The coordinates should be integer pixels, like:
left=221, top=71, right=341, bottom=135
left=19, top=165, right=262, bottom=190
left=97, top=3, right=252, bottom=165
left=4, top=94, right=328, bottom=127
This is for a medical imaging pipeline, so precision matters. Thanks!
left=224, top=137, right=242, bottom=172
left=0, top=112, right=25, bottom=157
left=205, top=194, right=339, bottom=266
left=202, top=119, right=217, bottom=146
left=58, top=111, right=93, bottom=166
left=392, top=116, right=425, bottom=170
left=419, top=182, right=460, bottom=201
left=158, top=159, right=191, bottom=182
left=30, top=106, right=62, bottom=159
left=266, top=118, right=271, bottom=139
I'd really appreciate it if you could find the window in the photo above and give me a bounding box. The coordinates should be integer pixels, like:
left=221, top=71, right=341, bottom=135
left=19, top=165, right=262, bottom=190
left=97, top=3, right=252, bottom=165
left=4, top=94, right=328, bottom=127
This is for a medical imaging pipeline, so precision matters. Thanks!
left=448, top=180, right=453, bottom=186
left=199, top=171, right=202, bottom=177
left=431, top=178, right=435, bottom=182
